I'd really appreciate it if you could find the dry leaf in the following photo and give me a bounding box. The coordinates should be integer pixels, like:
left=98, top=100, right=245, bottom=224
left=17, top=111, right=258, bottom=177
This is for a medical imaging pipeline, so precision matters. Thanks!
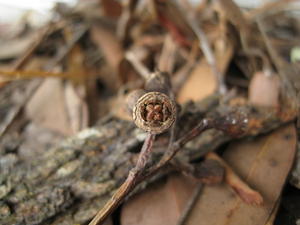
left=265, top=200, right=280, bottom=225
left=185, top=123, right=297, bottom=225
left=64, top=82, right=89, bottom=133
left=166, top=174, right=199, bottom=214
left=177, top=43, right=233, bottom=103
left=177, top=60, right=216, bottom=103
left=91, top=24, right=124, bottom=71
left=206, top=152, right=263, bottom=205
left=121, top=174, right=198, bottom=225
left=25, top=78, right=72, bottom=135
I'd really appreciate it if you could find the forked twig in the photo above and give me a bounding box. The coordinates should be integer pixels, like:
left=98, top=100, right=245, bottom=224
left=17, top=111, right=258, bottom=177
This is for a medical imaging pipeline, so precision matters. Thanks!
left=88, top=133, right=156, bottom=225
left=89, top=118, right=212, bottom=224
left=144, top=119, right=211, bottom=178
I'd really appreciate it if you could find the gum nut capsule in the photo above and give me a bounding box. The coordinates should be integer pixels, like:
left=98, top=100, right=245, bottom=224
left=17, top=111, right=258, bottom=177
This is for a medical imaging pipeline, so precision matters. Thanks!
left=133, top=92, right=176, bottom=134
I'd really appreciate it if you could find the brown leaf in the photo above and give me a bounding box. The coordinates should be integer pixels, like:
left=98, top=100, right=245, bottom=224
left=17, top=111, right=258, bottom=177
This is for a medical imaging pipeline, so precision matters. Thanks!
left=91, top=24, right=124, bottom=71
left=177, top=60, right=216, bottom=103
left=121, top=174, right=198, bottom=225
left=25, top=78, right=72, bottom=136
left=206, top=152, right=263, bottom=205
left=64, top=82, right=89, bottom=133
left=177, top=43, right=233, bottom=103
left=185, top=123, right=297, bottom=225
left=265, top=200, right=280, bottom=225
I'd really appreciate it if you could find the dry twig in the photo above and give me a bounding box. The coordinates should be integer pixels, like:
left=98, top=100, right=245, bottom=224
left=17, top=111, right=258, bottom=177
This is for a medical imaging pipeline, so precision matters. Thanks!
left=89, top=118, right=212, bottom=224
left=89, top=133, right=155, bottom=225
left=184, top=12, right=227, bottom=94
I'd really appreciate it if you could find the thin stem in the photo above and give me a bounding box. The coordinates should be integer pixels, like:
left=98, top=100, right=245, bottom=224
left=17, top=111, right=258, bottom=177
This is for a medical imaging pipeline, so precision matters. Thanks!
left=176, top=183, right=202, bottom=225
left=158, top=35, right=177, bottom=73
left=125, top=51, right=151, bottom=80
left=144, top=119, right=211, bottom=179
left=88, top=133, right=155, bottom=225
left=117, top=0, right=139, bottom=40
left=172, top=43, right=198, bottom=94
left=167, top=83, right=177, bottom=147
left=185, top=13, right=227, bottom=94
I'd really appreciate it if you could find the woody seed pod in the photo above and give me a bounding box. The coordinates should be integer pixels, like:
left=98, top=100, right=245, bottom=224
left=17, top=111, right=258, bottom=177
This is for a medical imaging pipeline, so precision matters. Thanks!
left=133, top=91, right=176, bottom=134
